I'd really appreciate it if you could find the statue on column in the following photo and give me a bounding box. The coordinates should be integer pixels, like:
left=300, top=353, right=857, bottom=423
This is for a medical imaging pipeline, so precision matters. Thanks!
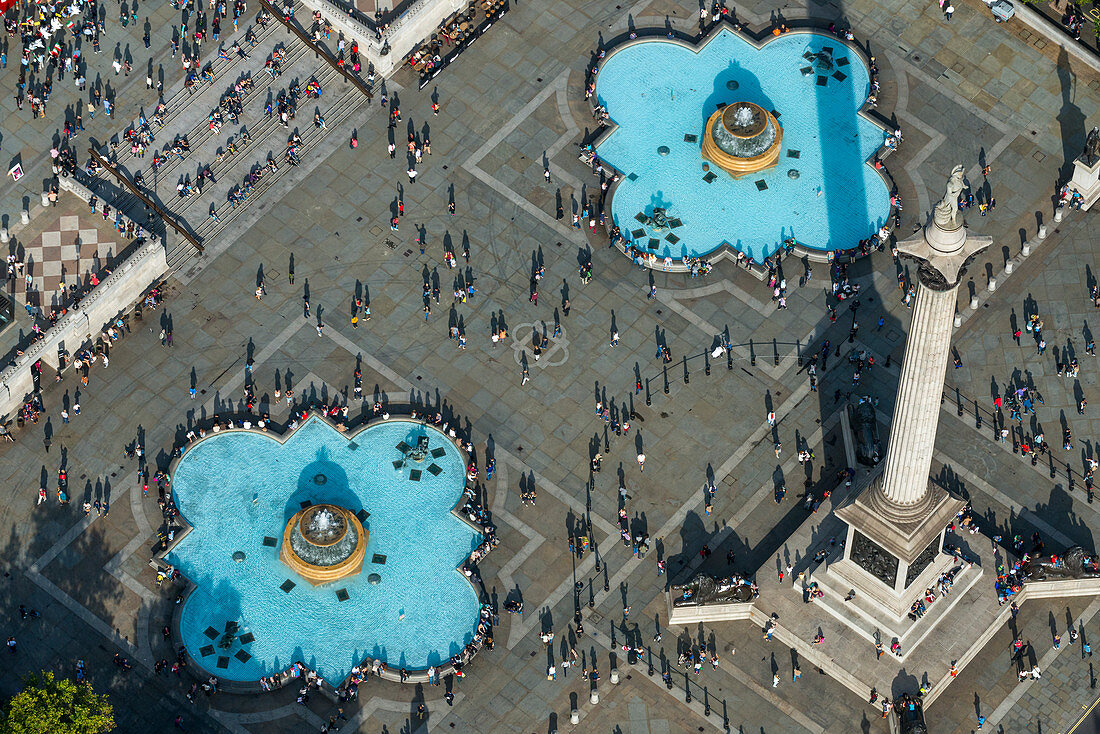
left=1083, top=126, right=1100, bottom=167
left=932, top=164, right=966, bottom=230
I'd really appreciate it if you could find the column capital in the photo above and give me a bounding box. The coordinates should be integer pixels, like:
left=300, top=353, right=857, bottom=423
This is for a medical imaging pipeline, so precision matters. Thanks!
left=897, top=225, right=992, bottom=290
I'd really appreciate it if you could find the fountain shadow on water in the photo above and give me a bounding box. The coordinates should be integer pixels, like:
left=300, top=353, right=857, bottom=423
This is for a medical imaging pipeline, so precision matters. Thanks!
left=282, top=448, right=364, bottom=524
left=183, top=575, right=249, bottom=675
left=700, top=58, right=772, bottom=135
left=401, top=424, right=431, bottom=449
left=645, top=190, right=672, bottom=220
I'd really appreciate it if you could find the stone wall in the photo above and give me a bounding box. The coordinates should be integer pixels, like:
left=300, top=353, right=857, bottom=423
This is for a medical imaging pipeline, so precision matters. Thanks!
left=0, top=238, right=167, bottom=420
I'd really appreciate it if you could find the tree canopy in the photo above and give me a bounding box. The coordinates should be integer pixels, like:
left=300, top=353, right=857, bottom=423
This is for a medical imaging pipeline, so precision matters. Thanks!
left=0, top=671, right=114, bottom=734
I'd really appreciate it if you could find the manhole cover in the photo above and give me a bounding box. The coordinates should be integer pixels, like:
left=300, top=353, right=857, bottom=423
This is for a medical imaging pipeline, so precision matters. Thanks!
left=313, top=474, right=327, bottom=485
left=232, top=551, right=246, bottom=563
left=657, top=146, right=670, bottom=156
left=788, top=169, right=800, bottom=179
left=368, top=573, right=382, bottom=585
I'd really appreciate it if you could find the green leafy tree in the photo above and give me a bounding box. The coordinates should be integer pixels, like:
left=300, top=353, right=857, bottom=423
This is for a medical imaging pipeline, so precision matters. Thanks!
left=0, top=671, right=114, bottom=734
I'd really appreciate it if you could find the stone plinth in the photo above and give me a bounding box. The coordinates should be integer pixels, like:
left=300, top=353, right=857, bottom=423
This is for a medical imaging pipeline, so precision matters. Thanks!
left=1070, top=156, right=1100, bottom=211
left=667, top=596, right=755, bottom=625
left=826, top=518, right=964, bottom=620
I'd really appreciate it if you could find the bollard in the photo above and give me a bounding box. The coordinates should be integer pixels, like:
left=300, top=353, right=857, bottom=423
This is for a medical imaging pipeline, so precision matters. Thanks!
left=953, top=313, right=962, bottom=327
left=40, top=191, right=49, bottom=207
left=987, top=276, right=996, bottom=292
left=1054, top=206, right=1064, bottom=223
left=0, top=227, right=8, bottom=244
left=21, top=209, right=29, bottom=224
left=1037, top=225, right=1047, bottom=240
left=1004, top=260, right=1014, bottom=275
left=1022, top=241, right=1032, bottom=257
left=970, top=295, right=979, bottom=310
left=570, top=710, right=579, bottom=725
left=590, top=690, right=599, bottom=705
left=610, top=668, right=619, bottom=684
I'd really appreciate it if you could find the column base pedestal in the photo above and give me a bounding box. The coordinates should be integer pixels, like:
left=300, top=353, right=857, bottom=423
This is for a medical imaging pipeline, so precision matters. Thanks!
left=833, top=472, right=966, bottom=620
left=1071, top=156, right=1100, bottom=211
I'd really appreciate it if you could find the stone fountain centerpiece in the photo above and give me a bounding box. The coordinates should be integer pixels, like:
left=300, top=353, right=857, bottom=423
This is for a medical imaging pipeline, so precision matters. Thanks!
left=701, top=101, right=783, bottom=178
left=279, top=504, right=367, bottom=586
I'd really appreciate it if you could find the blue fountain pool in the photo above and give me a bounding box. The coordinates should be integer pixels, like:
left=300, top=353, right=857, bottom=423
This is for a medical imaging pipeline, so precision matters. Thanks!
left=595, top=29, right=891, bottom=262
left=167, top=417, right=482, bottom=682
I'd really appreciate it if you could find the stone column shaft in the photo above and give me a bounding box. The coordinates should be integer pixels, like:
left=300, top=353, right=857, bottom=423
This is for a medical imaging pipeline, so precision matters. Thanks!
left=877, top=281, right=959, bottom=507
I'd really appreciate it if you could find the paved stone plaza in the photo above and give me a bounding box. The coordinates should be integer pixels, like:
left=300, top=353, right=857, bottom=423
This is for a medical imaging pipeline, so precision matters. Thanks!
left=5, top=0, right=1100, bottom=729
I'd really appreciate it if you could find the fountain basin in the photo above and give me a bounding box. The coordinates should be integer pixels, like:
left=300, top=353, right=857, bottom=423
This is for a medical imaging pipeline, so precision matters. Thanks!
left=166, top=416, right=481, bottom=682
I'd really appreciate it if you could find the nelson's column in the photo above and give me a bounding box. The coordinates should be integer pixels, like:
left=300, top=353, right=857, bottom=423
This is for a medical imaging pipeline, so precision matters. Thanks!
left=830, top=164, right=993, bottom=618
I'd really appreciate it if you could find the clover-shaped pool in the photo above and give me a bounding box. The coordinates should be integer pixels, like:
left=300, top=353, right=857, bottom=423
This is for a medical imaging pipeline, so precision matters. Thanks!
left=595, top=28, right=892, bottom=262
left=167, top=416, right=482, bottom=682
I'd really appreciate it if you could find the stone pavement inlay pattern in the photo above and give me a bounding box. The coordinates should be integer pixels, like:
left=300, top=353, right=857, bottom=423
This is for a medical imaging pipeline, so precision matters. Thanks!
left=28, top=212, right=118, bottom=302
